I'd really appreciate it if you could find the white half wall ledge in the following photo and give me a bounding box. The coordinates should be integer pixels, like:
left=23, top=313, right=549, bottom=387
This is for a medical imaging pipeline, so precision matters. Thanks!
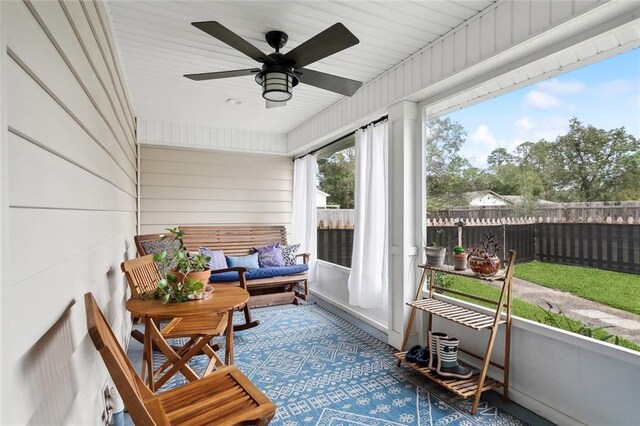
left=286, top=0, right=640, bottom=153
left=136, top=118, right=289, bottom=155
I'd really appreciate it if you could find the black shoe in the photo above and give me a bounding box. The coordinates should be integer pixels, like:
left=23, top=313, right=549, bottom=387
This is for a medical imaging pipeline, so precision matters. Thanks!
left=416, top=347, right=431, bottom=367
left=405, top=345, right=422, bottom=363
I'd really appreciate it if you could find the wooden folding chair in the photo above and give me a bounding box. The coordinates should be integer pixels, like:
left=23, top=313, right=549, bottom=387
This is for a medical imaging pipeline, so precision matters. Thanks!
left=122, top=256, right=227, bottom=389
left=85, top=293, right=276, bottom=425
left=134, top=233, right=259, bottom=331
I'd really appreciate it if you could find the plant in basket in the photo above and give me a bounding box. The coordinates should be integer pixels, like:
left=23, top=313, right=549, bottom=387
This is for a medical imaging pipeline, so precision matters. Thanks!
left=151, top=227, right=213, bottom=303
left=468, top=233, right=501, bottom=276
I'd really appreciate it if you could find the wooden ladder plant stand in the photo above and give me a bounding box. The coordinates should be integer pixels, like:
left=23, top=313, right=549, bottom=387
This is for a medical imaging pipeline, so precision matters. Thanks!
left=395, top=250, right=516, bottom=414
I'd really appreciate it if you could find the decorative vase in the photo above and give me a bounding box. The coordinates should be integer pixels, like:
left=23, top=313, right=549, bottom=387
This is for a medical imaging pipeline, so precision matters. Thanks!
left=425, top=247, right=446, bottom=266
left=453, top=253, right=468, bottom=271
left=173, top=268, right=212, bottom=286
left=468, top=255, right=500, bottom=276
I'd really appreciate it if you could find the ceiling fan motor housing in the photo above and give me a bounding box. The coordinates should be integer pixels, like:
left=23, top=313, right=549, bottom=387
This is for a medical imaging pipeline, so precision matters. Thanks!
left=255, top=56, right=299, bottom=102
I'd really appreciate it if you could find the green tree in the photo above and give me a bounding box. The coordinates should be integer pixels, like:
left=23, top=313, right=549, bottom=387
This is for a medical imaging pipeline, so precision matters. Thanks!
left=317, top=147, right=355, bottom=208
left=548, top=118, right=640, bottom=201
left=487, top=148, right=515, bottom=169
left=425, top=117, right=472, bottom=212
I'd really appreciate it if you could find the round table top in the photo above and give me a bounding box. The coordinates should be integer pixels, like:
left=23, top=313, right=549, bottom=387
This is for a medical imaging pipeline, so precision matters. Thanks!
left=126, top=284, right=249, bottom=318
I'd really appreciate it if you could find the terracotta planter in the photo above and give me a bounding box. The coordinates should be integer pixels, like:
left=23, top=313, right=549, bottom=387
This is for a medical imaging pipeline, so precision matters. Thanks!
left=425, top=247, right=446, bottom=266
left=173, top=268, right=211, bottom=286
left=453, top=252, right=468, bottom=271
left=468, top=255, right=500, bottom=276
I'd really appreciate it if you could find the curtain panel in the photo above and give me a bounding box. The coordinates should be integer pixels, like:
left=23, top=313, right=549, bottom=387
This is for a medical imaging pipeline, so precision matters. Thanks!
left=292, top=155, right=318, bottom=281
left=348, top=122, right=389, bottom=309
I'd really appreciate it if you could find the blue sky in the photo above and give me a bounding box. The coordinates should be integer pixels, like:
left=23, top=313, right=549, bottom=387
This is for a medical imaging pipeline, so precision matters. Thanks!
left=444, top=48, right=640, bottom=168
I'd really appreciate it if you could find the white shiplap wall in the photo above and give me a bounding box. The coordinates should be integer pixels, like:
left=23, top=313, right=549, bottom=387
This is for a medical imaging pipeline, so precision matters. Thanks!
left=287, top=0, right=640, bottom=153
left=137, top=118, right=288, bottom=154
left=1, top=1, right=137, bottom=424
left=140, top=146, right=293, bottom=234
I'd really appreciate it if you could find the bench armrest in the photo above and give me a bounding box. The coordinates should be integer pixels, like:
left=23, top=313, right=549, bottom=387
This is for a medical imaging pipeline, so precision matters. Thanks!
left=210, top=267, right=249, bottom=290
left=296, top=253, right=310, bottom=264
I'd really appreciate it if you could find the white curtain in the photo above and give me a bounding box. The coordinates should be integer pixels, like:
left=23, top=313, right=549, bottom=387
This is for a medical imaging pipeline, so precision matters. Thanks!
left=348, top=122, right=388, bottom=309
left=292, top=155, right=318, bottom=281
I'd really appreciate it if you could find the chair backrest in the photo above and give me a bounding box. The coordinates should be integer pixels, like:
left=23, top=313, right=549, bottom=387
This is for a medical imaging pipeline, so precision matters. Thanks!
left=121, top=255, right=161, bottom=297
left=180, top=225, right=288, bottom=256
left=84, top=293, right=161, bottom=426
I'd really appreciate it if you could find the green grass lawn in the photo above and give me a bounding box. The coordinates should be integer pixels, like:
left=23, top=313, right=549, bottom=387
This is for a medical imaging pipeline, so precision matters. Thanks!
left=442, top=275, right=640, bottom=352
left=513, top=261, right=640, bottom=315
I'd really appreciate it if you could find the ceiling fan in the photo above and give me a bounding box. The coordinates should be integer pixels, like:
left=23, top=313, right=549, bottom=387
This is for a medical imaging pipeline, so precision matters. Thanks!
left=184, top=21, right=363, bottom=108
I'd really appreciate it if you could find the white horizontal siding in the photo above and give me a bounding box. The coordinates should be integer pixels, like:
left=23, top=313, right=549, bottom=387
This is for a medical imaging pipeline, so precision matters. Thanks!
left=140, top=146, right=293, bottom=234
left=137, top=118, right=288, bottom=154
left=287, top=0, right=633, bottom=152
left=1, top=1, right=136, bottom=425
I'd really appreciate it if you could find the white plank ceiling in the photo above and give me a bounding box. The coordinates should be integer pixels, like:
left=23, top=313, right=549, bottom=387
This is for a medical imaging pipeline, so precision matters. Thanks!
left=107, top=0, right=494, bottom=133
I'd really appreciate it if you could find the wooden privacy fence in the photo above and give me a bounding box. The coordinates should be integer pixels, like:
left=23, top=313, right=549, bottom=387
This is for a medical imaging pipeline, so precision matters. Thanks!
left=317, top=229, right=354, bottom=268
left=317, top=215, right=640, bottom=274
left=426, top=217, right=640, bottom=274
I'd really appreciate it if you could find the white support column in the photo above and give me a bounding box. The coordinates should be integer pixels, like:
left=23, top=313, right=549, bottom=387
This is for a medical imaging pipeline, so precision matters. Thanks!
left=387, top=101, right=424, bottom=349
left=0, top=1, right=7, bottom=418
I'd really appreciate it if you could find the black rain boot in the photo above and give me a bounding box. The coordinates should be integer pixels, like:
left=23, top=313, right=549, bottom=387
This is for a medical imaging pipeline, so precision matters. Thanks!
left=428, top=331, right=448, bottom=370
left=405, top=345, right=422, bottom=363
left=435, top=336, right=473, bottom=379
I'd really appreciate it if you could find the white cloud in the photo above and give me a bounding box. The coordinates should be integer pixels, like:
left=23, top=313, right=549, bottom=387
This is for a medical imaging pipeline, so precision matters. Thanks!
left=524, top=90, right=563, bottom=109
left=515, top=117, right=533, bottom=131
left=512, top=116, right=568, bottom=147
left=470, top=125, right=497, bottom=150
left=596, top=79, right=633, bottom=96
left=537, top=79, right=587, bottom=95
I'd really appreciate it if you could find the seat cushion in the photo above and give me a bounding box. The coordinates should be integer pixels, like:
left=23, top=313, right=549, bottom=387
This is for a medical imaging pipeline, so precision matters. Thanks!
left=209, top=264, right=309, bottom=283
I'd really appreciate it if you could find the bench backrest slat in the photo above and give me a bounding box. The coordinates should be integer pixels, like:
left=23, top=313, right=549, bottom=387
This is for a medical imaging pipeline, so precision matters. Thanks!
left=180, top=225, right=288, bottom=256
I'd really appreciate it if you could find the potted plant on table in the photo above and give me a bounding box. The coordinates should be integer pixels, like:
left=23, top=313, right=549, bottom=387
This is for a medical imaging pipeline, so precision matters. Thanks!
left=152, top=227, right=213, bottom=303
left=452, top=245, right=468, bottom=270
left=425, top=242, right=446, bottom=266
left=468, top=233, right=501, bottom=276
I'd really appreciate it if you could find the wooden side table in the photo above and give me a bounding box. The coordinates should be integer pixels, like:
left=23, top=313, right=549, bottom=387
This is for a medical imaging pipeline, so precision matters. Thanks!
left=126, top=285, right=250, bottom=391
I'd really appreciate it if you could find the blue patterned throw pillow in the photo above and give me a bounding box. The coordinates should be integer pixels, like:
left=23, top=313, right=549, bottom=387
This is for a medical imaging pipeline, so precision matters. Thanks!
left=254, top=242, right=285, bottom=268
left=198, top=247, right=228, bottom=271
left=281, top=243, right=301, bottom=266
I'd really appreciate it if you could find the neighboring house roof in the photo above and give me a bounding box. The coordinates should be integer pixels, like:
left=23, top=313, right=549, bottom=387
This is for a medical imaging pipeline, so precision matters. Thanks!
left=466, top=192, right=560, bottom=207
left=316, top=189, right=330, bottom=197
left=465, top=190, right=513, bottom=204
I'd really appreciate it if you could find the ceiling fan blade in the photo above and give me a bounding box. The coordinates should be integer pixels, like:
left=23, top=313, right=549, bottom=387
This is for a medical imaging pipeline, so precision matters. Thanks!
left=297, top=68, right=362, bottom=96
left=266, top=100, right=287, bottom=109
left=192, top=21, right=274, bottom=64
left=184, top=68, right=260, bottom=81
left=283, top=23, right=359, bottom=69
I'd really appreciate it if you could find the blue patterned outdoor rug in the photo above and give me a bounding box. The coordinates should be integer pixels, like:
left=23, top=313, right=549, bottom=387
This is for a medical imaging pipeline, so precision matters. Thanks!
left=155, top=302, right=523, bottom=425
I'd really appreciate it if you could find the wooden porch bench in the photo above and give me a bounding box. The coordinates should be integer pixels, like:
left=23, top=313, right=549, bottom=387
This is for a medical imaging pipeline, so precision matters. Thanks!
left=136, top=225, right=309, bottom=308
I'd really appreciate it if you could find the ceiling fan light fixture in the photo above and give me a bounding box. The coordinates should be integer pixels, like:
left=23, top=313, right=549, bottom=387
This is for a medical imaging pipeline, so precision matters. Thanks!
left=262, top=71, right=293, bottom=102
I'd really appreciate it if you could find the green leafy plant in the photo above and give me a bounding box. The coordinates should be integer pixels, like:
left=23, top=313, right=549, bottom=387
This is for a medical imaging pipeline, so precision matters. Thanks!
left=535, top=302, right=620, bottom=345
left=162, top=227, right=210, bottom=275
left=149, top=227, right=210, bottom=304
left=432, top=272, right=454, bottom=294
left=468, top=233, right=501, bottom=260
